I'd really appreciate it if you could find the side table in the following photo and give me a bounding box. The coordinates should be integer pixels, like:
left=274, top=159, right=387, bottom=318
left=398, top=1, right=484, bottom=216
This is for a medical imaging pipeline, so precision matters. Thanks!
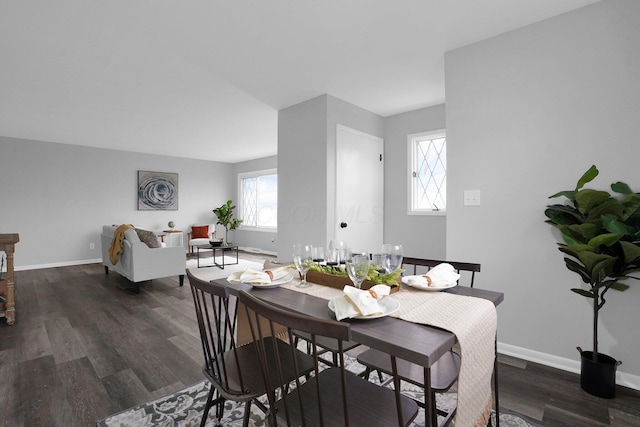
left=0, top=233, right=19, bottom=325
left=160, top=229, right=184, bottom=248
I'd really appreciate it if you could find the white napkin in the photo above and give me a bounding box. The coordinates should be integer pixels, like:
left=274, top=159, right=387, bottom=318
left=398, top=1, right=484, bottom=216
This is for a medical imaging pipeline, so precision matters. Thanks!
left=407, top=263, right=460, bottom=288
left=332, top=285, right=391, bottom=320
left=227, top=267, right=289, bottom=284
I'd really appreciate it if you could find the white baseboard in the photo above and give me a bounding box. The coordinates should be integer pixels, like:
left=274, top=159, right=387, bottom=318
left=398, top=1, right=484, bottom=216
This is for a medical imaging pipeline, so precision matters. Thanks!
left=498, top=342, right=640, bottom=391
left=15, top=258, right=103, bottom=271
left=238, top=246, right=277, bottom=256
left=13, top=248, right=279, bottom=271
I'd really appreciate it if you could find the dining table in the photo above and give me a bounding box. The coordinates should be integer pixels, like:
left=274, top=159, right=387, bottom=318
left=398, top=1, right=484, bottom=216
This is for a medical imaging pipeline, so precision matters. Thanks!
left=213, top=272, right=504, bottom=427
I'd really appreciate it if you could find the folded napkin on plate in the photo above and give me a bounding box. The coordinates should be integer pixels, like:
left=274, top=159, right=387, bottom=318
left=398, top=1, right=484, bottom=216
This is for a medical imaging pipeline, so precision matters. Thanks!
left=227, top=267, right=289, bottom=285
left=332, top=285, right=391, bottom=321
left=406, top=263, right=460, bottom=288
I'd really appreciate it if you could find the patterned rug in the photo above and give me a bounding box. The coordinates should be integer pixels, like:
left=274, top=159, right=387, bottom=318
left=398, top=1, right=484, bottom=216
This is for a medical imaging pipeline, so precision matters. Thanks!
left=97, top=354, right=541, bottom=427
left=185, top=256, right=263, bottom=282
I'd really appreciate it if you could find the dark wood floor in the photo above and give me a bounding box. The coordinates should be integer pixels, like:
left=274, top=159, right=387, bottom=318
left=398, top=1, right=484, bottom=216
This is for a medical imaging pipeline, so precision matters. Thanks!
left=1, top=255, right=639, bottom=427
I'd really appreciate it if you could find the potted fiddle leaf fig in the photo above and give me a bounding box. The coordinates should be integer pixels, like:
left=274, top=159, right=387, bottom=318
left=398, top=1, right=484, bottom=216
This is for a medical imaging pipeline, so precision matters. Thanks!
left=544, top=165, right=640, bottom=398
left=213, top=200, right=243, bottom=246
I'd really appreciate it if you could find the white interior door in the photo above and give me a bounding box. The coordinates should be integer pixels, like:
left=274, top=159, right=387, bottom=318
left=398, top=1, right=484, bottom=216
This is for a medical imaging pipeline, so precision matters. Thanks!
left=335, top=125, right=384, bottom=253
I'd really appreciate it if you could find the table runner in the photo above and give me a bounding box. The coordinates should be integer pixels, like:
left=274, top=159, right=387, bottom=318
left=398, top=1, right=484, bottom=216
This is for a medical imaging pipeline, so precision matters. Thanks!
left=281, top=280, right=496, bottom=427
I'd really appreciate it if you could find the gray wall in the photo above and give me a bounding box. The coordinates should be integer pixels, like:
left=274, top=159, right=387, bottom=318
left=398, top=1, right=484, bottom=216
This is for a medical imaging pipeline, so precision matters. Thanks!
left=383, top=104, right=446, bottom=259
left=277, top=95, right=328, bottom=260
left=277, top=94, right=384, bottom=261
left=0, top=136, right=234, bottom=269
left=445, top=0, right=640, bottom=386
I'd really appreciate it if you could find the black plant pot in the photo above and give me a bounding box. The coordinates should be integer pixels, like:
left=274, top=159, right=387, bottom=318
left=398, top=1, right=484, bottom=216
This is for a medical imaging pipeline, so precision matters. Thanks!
left=579, top=350, right=619, bottom=398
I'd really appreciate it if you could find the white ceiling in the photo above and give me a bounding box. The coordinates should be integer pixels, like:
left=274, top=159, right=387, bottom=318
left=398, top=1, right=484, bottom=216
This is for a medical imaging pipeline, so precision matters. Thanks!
left=0, top=0, right=600, bottom=163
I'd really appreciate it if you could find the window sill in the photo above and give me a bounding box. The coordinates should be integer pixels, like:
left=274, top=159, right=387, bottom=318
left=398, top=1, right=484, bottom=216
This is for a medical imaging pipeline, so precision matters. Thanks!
left=238, top=226, right=277, bottom=233
left=407, top=210, right=446, bottom=217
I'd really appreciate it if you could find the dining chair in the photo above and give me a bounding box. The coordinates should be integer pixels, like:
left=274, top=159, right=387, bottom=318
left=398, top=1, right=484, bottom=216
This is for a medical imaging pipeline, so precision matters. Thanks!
left=265, top=256, right=362, bottom=367
left=292, top=331, right=361, bottom=367
left=357, top=258, right=482, bottom=427
left=401, top=257, right=481, bottom=288
left=239, top=290, right=419, bottom=427
left=187, top=269, right=314, bottom=427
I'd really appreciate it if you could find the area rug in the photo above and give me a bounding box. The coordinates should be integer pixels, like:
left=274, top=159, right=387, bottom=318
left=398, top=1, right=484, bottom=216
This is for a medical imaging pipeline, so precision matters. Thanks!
left=185, top=256, right=263, bottom=283
left=97, top=354, right=541, bottom=427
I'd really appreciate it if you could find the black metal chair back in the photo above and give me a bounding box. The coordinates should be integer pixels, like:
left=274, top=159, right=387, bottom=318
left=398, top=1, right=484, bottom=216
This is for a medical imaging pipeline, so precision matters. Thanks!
left=187, top=269, right=266, bottom=426
left=239, top=290, right=419, bottom=427
left=401, top=257, right=481, bottom=287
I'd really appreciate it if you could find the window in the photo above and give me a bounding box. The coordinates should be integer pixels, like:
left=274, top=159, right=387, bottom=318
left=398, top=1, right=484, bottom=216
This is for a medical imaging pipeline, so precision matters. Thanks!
left=238, top=169, right=277, bottom=229
left=408, top=130, right=446, bottom=214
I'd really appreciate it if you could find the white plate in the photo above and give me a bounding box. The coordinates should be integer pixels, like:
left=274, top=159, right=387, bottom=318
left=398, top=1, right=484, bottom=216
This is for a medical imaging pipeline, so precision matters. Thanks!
left=401, top=275, right=457, bottom=291
left=228, top=272, right=293, bottom=289
left=328, top=296, right=399, bottom=320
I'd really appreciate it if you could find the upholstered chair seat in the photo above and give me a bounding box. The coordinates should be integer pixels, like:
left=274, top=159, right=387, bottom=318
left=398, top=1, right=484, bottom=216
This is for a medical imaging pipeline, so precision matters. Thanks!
left=188, top=224, right=216, bottom=254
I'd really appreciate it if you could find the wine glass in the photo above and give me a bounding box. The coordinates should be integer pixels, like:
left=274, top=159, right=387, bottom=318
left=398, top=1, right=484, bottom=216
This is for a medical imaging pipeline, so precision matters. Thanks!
left=346, top=254, right=370, bottom=289
left=350, top=249, right=369, bottom=258
left=313, top=246, right=325, bottom=264
left=326, top=247, right=339, bottom=267
left=330, top=240, right=348, bottom=265
left=293, top=244, right=314, bottom=288
left=382, top=244, right=403, bottom=274
left=371, top=253, right=386, bottom=272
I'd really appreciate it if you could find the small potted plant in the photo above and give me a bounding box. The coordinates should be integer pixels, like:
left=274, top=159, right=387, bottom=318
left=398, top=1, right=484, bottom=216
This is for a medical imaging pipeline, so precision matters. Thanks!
left=213, top=200, right=243, bottom=246
left=544, top=165, right=640, bottom=398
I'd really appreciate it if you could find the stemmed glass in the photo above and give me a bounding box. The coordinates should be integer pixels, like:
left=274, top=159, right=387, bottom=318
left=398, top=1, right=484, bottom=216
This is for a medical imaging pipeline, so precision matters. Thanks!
left=313, top=247, right=325, bottom=264
left=351, top=250, right=369, bottom=259
left=330, top=240, right=348, bottom=265
left=382, top=244, right=403, bottom=274
left=346, top=254, right=370, bottom=289
left=293, top=244, right=314, bottom=288
left=371, top=253, right=386, bottom=273
left=326, top=247, right=339, bottom=267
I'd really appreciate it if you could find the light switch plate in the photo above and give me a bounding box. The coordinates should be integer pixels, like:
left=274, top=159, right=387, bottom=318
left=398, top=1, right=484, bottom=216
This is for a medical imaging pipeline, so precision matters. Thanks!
left=464, top=190, right=481, bottom=206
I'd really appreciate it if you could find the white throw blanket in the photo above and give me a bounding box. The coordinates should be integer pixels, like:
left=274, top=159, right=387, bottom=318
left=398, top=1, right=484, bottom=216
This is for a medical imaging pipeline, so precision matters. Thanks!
left=282, top=279, right=496, bottom=427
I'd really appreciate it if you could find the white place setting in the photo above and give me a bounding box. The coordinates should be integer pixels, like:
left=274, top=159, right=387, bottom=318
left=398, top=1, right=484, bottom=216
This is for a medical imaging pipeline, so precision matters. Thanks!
left=226, top=266, right=293, bottom=288
left=402, top=262, right=461, bottom=291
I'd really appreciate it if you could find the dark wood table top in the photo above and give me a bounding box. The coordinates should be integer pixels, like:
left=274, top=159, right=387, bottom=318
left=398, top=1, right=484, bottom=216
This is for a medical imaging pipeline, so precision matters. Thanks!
left=217, top=279, right=503, bottom=369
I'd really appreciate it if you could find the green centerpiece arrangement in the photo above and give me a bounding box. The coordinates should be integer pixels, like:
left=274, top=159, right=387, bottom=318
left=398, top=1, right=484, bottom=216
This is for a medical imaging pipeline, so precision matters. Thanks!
left=305, top=262, right=403, bottom=292
left=544, top=165, right=640, bottom=398
left=310, top=263, right=402, bottom=285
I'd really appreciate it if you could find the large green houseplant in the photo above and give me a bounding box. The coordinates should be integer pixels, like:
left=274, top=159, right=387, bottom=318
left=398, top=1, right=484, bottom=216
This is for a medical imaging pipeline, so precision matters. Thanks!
left=544, top=165, right=640, bottom=397
left=213, top=200, right=243, bottom=246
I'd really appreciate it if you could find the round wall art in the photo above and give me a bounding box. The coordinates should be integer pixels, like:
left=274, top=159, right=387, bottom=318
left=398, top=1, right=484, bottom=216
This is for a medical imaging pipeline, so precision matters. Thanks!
left=137, top=170, right=179, bottom=210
